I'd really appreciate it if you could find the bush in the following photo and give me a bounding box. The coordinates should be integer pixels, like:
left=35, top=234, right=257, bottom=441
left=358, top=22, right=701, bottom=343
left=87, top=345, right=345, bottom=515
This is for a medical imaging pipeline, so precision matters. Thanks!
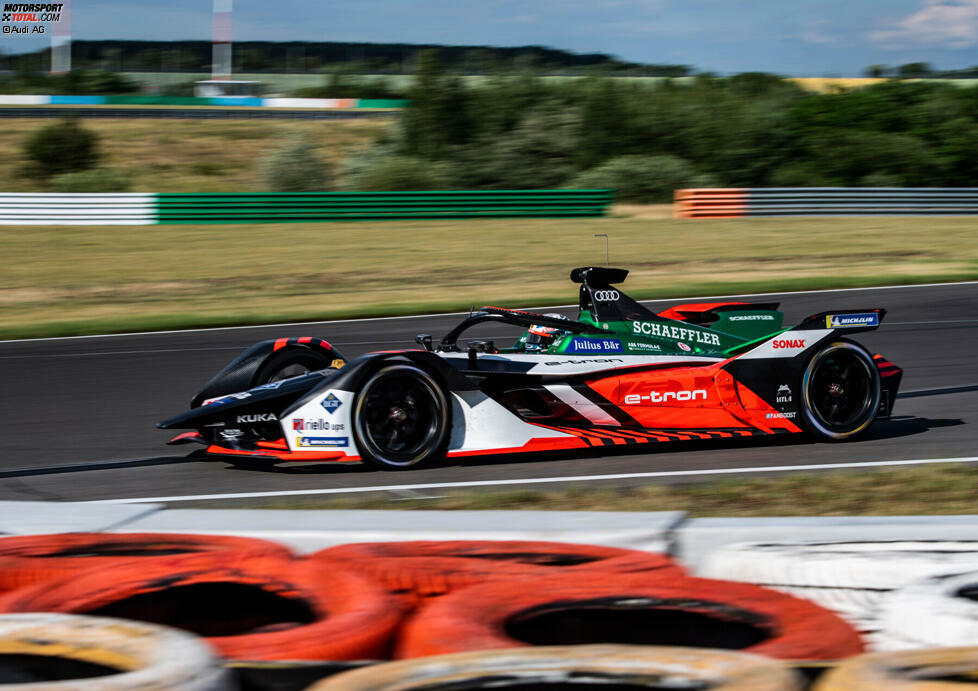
left=450, top=108, right=582, bottom=189
left=292, top=71, right=406, bottom=99
left=768, top=162, right=837, bottom=187
left=49, top=167, right=131, bottom=192
left=0, top=69, right=139, bottom=95
left=23, top=118, right=100, bottom=178
left=257, top=135, right=330, bottom=191
left=346, top=155, right=452, bottom=191
left=567, top=155, right=718, bottom=203
left=858, top=172, right=905, bottom=187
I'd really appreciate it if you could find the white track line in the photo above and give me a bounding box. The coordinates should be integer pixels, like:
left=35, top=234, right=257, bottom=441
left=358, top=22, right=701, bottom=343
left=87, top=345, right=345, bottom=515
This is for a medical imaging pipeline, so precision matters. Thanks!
left=87, top=456, right=978, bottom=504
left=3, top=280, right=975, bottom=344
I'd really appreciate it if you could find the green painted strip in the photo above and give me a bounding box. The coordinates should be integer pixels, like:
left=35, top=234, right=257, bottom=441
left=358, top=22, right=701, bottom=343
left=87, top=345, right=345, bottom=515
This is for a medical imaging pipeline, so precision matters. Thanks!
left=356, top=99, right=410, bottom=108
left=152, top=190, right=612, bottom=224
left=103, top=95, right=211, bottom=106
left=156, top=190, right=612, bottom=198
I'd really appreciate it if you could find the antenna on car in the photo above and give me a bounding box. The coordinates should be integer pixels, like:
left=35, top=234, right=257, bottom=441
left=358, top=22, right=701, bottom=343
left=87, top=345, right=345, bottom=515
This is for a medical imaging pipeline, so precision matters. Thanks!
left=594, top=234, right=609, bottom=267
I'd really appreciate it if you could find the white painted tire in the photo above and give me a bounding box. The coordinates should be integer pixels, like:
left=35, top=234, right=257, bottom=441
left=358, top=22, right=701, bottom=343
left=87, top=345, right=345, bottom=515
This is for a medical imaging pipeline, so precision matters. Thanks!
left=815, top=647, right=978, bottom=689
left=699, top=541, right=978, bottom=638
left=875, top=570, right=978, bottom=650
left=0, top=612, right=230, bottom=690
left=310, top=645, right=805, bottom=690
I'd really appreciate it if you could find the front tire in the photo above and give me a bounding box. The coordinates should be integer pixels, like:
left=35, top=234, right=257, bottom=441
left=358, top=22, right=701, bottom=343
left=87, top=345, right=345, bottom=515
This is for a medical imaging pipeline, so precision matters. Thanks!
left=800, top=340, right=881, bottom=441
left=353, top=363, right=450, bottom=470
left=254, top=349, right=336, bottom=385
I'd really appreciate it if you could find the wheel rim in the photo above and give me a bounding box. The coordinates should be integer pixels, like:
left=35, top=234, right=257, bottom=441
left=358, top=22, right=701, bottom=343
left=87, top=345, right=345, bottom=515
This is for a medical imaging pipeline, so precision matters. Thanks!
left=804, top=343, right=879, bottom=438
left=355, top=365, right=448, bottom=467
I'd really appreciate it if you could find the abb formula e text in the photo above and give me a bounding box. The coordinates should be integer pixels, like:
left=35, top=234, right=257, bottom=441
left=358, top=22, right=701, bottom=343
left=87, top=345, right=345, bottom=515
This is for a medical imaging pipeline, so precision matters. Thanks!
left=159, top=267, right=902, bottom=470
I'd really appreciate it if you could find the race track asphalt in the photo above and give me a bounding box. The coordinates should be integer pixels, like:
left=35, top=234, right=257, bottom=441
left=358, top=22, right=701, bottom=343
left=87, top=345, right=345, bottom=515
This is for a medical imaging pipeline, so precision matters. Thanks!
left=0, top=282, right=975, bottom=504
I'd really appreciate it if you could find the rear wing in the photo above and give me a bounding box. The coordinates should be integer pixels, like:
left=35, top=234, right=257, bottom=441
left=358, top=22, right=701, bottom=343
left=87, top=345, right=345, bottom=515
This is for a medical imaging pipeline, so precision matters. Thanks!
left=797, top=309, right=886, bottom=334
left=728, top=308, right=887, bottom=361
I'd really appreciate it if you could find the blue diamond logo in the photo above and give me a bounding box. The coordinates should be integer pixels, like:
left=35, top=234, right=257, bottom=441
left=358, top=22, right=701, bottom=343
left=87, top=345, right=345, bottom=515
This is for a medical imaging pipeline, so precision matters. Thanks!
left=321, top=392, right=342, bottom=414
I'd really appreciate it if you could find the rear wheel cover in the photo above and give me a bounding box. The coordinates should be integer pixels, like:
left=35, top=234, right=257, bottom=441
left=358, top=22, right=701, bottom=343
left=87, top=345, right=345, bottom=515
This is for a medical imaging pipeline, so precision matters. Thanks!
left=801, top=341, right=880, bottom=440
left=353, top=364, right=449, bottom=470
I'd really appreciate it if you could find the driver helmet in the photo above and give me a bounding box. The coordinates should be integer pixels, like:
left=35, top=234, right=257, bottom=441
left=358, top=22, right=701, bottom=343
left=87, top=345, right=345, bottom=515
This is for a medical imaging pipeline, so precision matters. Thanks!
left=525, top=313, right=571, bottom=351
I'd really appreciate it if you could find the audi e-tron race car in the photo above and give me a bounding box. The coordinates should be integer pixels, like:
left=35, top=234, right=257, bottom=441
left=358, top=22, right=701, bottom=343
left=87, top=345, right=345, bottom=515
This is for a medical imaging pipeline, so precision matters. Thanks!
left=159, top=267, right=902, bottom=470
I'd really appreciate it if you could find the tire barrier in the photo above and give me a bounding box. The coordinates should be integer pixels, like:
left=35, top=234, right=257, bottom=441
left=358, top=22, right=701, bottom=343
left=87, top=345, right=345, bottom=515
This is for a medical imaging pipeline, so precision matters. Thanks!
left=313, top=540, right=683, bottom=604
left=311, top=645, right=805, bottom=690
left=0, top=552, right=403, bottom=661
left=675, top=187, right=978, bottom=219
left=0, top=532, right=293, bottom=594
left=698, top=541, right=978, bottom=637
left=0, top=612, right=229, bottom=690
left=395, top=573, right=864, bottom=661
left=226, top=660, right=376, bottom=691
left=814, top=647, right=978, bottom=689
left=875, top=571, right=978, bottom=651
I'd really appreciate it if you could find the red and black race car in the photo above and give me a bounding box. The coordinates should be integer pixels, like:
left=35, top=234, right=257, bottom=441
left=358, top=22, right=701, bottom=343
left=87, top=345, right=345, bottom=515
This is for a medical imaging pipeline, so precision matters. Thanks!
left=160, top=267, right=902, bottom=470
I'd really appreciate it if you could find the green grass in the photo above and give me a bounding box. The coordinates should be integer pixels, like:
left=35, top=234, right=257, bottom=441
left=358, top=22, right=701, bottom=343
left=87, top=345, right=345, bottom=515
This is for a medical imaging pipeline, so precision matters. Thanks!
left=0, top=213, right=976, bottom=339
left=242, top=464, right=978, bottom=516
left=0, top=117, right=393, bottom=193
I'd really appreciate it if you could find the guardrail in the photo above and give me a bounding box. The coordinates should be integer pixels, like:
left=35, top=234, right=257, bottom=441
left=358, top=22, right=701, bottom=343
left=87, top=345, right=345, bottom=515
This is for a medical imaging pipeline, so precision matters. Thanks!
left=0, top=190, right=613, bottom=225
left=0, top=193, right=156, bottom=225
left=0, top=94, right=408, bottom=109
left=156, top=191, right=613, bottom=223
left=675, top=187, right=978, bottom=218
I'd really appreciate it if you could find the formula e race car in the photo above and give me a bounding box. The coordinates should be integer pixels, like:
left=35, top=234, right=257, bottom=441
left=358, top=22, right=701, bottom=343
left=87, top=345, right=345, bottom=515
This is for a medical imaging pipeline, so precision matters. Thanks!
left=159, top=267, right=902, bottom=470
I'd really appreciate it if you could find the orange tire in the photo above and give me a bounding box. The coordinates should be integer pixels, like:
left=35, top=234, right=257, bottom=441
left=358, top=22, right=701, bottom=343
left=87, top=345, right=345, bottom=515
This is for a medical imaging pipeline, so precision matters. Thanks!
left=396, top=573, right=864, bottom=661
left=0, top=532, right=293, bottom=593
left=0, top=551, right=404, bottom=661
left=314, top=540, right=683, bottom=604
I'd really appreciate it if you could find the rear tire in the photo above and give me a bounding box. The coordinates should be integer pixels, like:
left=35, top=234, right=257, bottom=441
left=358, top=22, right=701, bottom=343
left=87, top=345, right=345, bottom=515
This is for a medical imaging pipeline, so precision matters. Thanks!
left=800, top=340, right=880, bottom=441
left=353, top=363, right=450, bottom=471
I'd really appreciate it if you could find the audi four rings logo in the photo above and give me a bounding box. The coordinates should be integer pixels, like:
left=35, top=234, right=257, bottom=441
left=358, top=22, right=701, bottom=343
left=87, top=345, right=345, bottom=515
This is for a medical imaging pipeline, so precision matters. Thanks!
left=594, top=290, right=620, bottom=302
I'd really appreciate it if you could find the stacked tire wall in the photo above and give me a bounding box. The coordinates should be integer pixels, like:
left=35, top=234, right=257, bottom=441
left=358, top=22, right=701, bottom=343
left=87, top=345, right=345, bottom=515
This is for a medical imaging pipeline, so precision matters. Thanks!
left=0, top=532, right=976, bottom=688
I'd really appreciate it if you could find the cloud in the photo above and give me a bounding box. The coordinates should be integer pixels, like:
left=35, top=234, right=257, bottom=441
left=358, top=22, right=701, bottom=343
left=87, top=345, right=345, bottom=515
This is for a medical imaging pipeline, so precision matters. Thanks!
left=799, top=20, right=838, bottom=45
left=870, top=0, right=978, bottom=47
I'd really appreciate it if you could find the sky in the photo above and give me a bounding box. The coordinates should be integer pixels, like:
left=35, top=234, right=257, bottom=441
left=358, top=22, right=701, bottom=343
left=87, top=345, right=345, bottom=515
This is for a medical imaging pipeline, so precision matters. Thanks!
left=3, top=0, right=978, bottom=76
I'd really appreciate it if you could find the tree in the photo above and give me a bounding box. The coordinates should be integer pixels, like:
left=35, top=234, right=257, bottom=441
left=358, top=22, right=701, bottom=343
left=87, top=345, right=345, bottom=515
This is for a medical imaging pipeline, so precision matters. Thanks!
left=575, top=78, right=632, bottom=169
left=401, top=51, right=473, bottom=159
left=898, top=62, right=934, bottom=78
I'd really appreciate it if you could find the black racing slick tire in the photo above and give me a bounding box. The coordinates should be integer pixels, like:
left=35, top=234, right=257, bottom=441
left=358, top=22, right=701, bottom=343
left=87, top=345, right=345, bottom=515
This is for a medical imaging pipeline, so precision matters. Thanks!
left=254, top=349, right=336, bottom=385
left=800, top=340, right=881, bottom=441
left=353, top=363, right=451, bottom=471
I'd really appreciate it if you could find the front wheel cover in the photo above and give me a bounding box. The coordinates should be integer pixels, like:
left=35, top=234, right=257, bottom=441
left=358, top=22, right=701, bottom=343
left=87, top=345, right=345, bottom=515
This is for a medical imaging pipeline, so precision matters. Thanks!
left=353, top=363, right=450, bottom=470
left=800, top=340, right=880, bottom=441
left=254, top=349, right=336, bottom=386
